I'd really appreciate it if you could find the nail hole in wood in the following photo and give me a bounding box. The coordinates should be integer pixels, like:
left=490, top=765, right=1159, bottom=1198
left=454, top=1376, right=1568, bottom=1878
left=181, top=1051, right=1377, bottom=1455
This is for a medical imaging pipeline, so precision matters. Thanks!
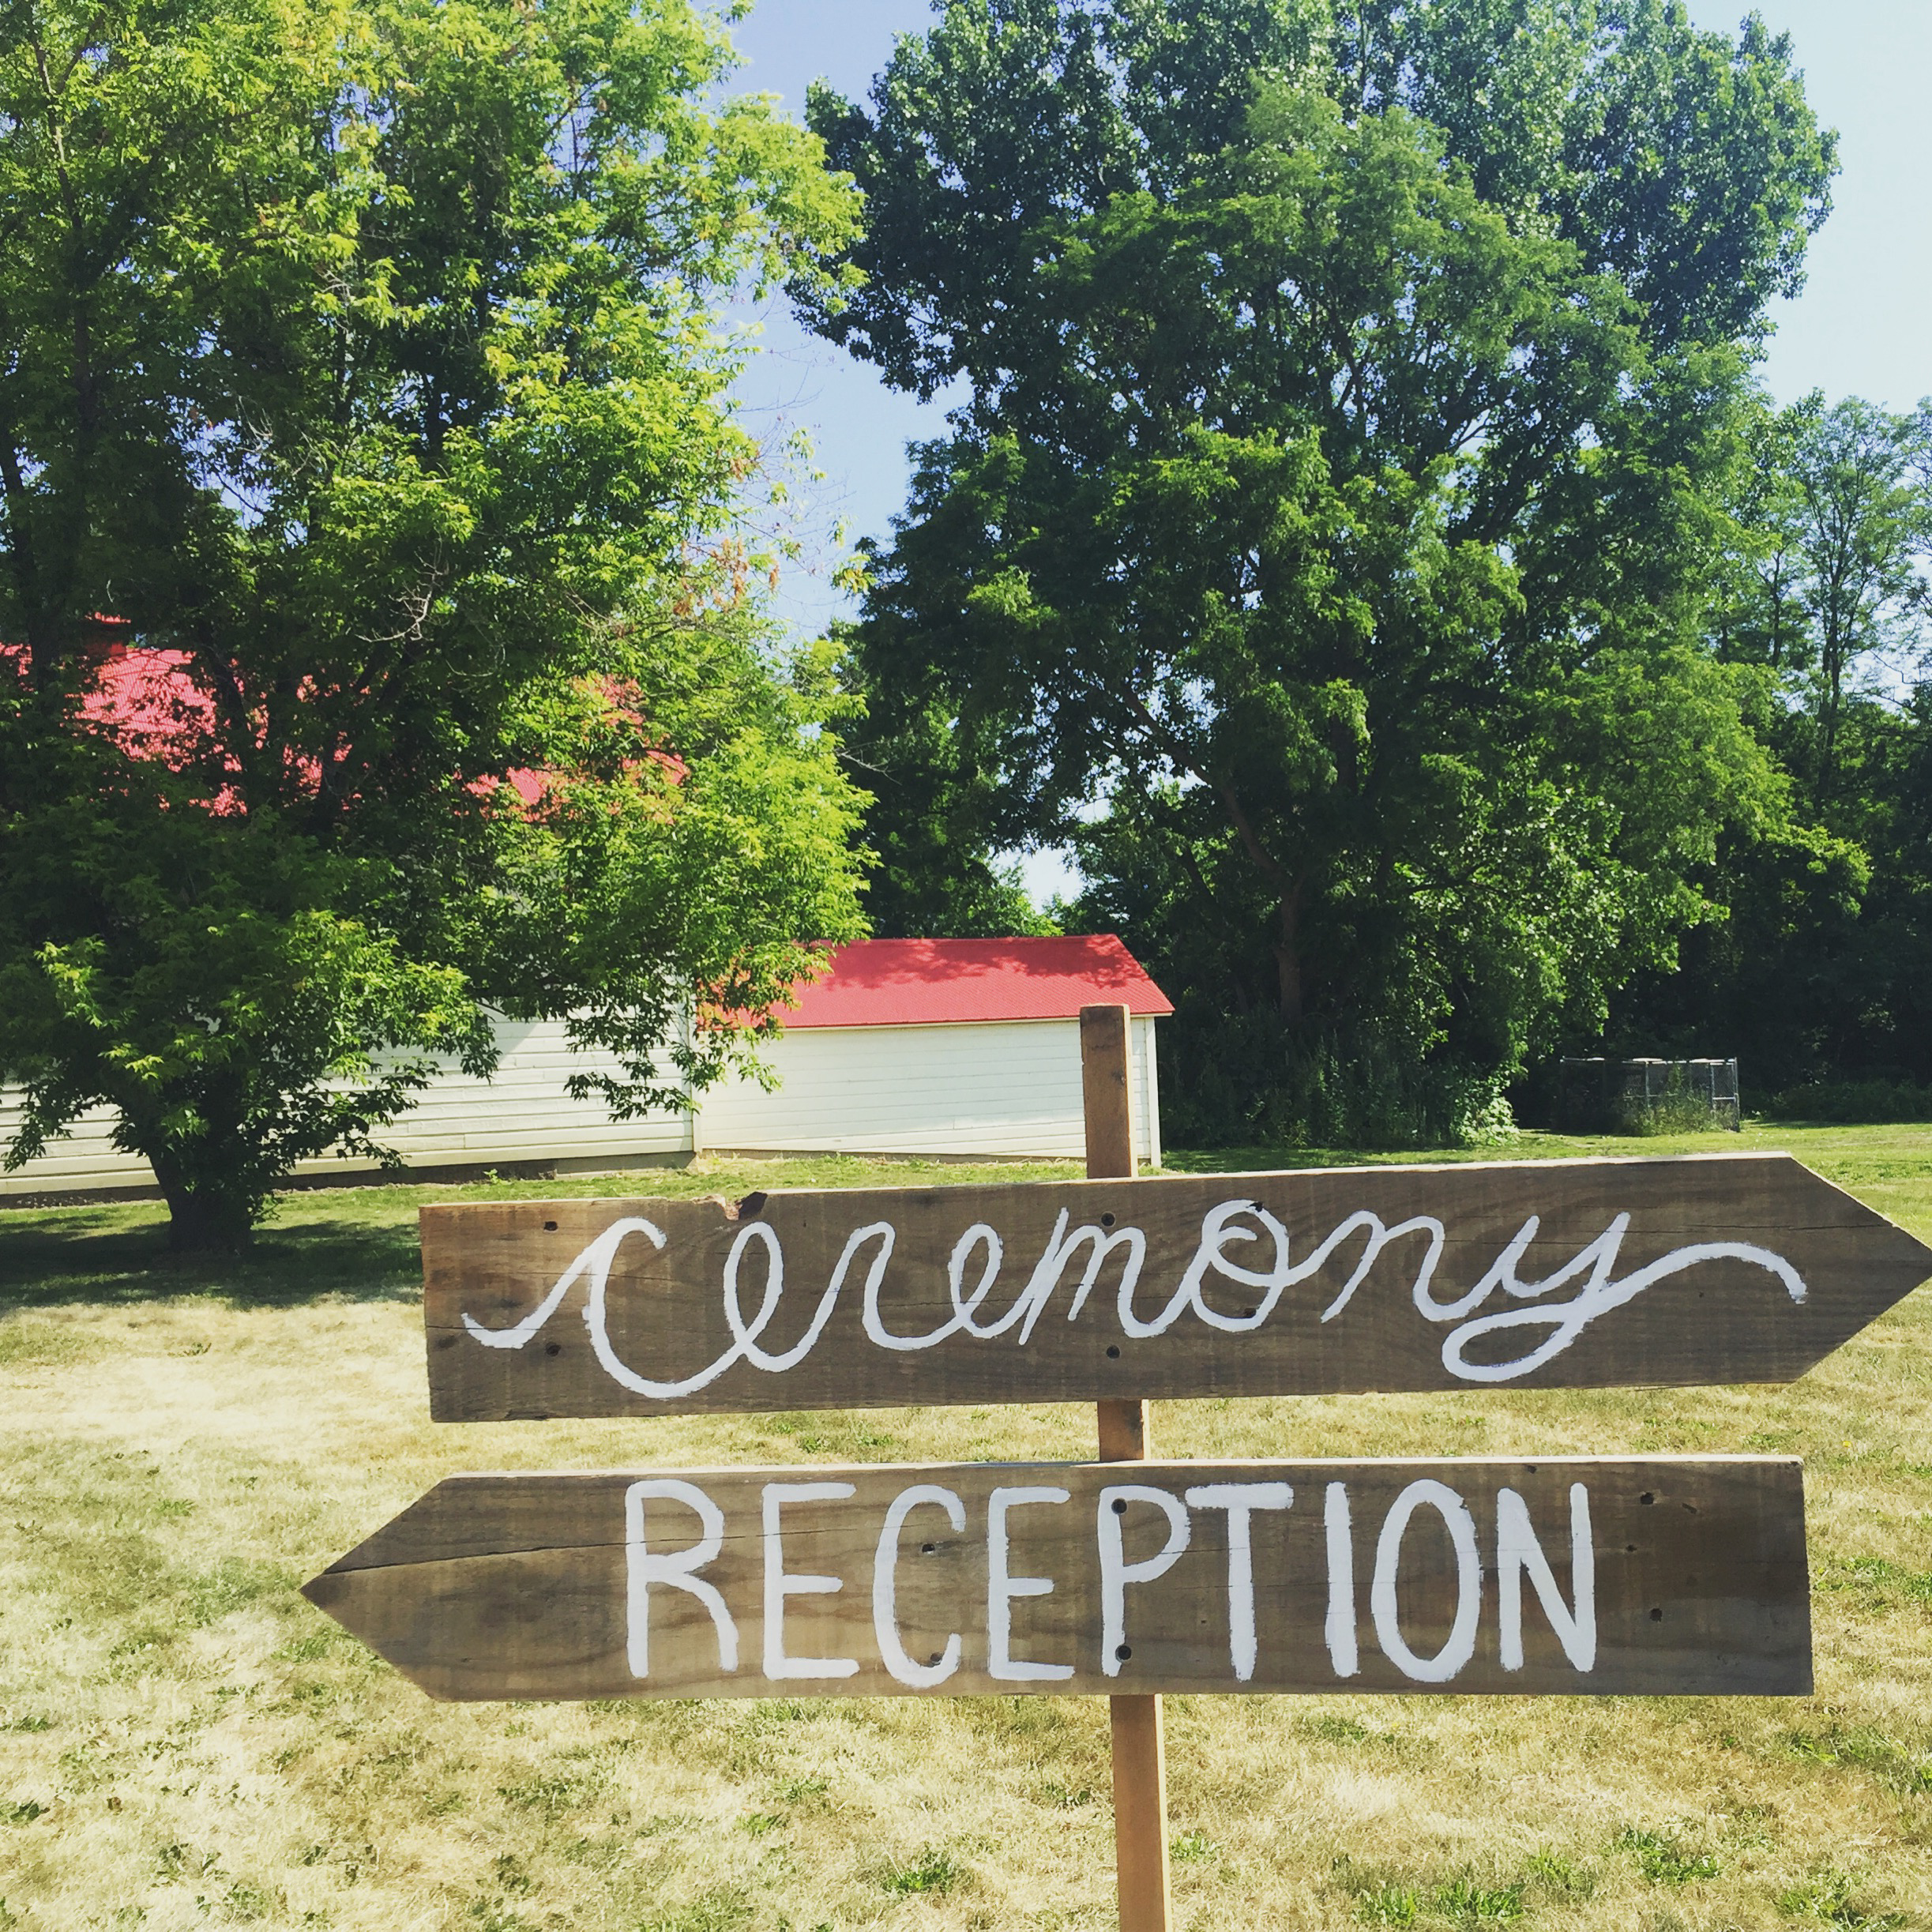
left=543, top=1220, right=558, bottom=1231
left=1101, top=1213, right=1115, bottom=1227
left=1640, top=1492, right=1656, bottom=1505
left=545, top=1343, right=562, bottom=1357
left=1650, top=1607, right=1663, bottom=1622
left=1115, top=1644, right=1132, bottom=1661
left=1111, top=1498, right=1128, bottom=1515
left=1106, top=1345, right=1122, bottom=1359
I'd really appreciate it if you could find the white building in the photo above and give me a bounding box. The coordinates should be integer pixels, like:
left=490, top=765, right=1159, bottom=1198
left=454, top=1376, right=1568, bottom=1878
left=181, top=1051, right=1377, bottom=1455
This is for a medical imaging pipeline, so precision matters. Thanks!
left=0, top=935, right=1171, bottom=1198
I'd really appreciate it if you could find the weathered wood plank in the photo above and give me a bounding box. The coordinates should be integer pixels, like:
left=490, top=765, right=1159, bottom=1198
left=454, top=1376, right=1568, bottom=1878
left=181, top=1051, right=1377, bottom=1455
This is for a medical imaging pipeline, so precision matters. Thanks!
left=302, top=1457, right=1811, bottom=1701
left=422, top=1156, right=1931, bottom=1419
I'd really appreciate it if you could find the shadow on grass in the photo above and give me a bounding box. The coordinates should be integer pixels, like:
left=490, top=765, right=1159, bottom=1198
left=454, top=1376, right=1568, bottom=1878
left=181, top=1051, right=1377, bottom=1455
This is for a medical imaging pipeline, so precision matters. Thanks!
left=3, top=1126, right=1913, bottom=1313
left=0, top=1204, right=421, bottom=1312
left=1160, top=1128, right=1770, bottom=1174
left=1161, top=1143, right=1520, bottom=1173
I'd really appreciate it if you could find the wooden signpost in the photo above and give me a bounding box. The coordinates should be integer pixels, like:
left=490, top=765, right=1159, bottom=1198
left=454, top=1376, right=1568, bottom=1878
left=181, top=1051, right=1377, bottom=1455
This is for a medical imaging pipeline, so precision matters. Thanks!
left=1083, top=1005, right=1170, bottom=1932
left=306, top=1004, right=1932, bottom=1932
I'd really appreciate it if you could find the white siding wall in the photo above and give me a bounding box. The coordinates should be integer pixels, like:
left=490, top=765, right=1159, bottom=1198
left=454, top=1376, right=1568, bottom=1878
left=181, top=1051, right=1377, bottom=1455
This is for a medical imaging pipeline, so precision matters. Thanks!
left=697, top=1016, right=1160, bottom=1163
left=0, top=1013, right=1162, bottom=1197
left=0, top=1018, right=690, bottom=1199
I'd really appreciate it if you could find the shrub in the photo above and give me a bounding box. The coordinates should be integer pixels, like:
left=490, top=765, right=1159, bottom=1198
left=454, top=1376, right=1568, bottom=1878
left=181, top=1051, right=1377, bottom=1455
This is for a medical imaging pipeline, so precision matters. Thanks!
left=1766, top=1080, right=1932, bottom=1125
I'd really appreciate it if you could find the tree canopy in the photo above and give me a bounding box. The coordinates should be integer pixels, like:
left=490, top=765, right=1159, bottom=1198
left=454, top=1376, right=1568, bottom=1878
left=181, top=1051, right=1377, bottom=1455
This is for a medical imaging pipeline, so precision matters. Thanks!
left=807, top=0, right=1834, bottom=1143
left=0, top=0, right=869, bottom=1243
left=1607, top=393, right=1932, bottom=1107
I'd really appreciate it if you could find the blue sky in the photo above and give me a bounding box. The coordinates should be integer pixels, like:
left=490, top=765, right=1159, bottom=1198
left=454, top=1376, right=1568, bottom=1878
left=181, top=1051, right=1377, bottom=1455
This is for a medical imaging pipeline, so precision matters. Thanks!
left=723, top=0, right=1931, bottom=893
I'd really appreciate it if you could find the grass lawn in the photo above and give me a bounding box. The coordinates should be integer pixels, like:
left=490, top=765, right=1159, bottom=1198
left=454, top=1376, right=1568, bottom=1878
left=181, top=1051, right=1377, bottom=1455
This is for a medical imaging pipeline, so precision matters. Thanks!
left=3, top=1124, right=1932, bottom=1930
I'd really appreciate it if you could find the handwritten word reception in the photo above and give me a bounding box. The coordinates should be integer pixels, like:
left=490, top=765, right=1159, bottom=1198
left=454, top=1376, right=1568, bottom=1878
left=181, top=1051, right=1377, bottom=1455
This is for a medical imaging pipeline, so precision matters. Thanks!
left=424, top=1156, right=1932, bottom=1419
left=303, top=1457, right=1811, bottom=1701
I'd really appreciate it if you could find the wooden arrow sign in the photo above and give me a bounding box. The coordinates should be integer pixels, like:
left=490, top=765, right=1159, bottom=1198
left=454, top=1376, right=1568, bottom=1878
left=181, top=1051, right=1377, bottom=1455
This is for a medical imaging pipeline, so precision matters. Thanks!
left=303, top=1456, right=1810, bottom=1701
left=423, top=1155, right=1930, bottom=1419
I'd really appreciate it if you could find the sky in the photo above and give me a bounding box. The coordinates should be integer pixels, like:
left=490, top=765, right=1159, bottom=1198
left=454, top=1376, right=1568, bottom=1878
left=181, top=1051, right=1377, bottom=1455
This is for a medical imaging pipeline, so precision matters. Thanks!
left=721, top=0, right=1932, bottom=893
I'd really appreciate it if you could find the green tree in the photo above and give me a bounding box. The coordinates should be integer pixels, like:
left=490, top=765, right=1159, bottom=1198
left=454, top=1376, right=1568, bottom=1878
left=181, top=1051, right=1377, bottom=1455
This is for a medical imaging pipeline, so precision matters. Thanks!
left=808, top=0, right=1825, bottom=1140
left=1784, top=398, right=1930, bottom=799
left=1617, top=395, right=1932, bottom=1096
left=0, top=0, right=867, bottom=1246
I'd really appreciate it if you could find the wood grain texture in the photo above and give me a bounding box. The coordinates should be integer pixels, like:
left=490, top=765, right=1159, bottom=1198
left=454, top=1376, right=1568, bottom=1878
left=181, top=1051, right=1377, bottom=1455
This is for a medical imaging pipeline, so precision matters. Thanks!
left=1110, top=1691, right=1171, bottom=1932
left=423, top=1155, right=1932, bottom=1419
left=1081, top=1004, right=1138, bottom=1181
left=303, top=1457, right=1811, bottom=1702
left=1081, top=1001, right=1171, bottom=1932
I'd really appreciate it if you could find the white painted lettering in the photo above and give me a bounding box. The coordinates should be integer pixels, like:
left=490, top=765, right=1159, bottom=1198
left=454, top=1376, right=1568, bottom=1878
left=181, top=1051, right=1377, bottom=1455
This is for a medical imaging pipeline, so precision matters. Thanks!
left=1420, top=1213, right=1806, bottom=1382
left=1183, top=1483, right=1293, bottom=1680
left=1098, top=1486, right=1191, bottom=1677
left=864, top=1223, right=1000, bottom=1350
left=625, top=1479, right=737, bottom=1676
left=463, top=1197, right=1813, bottom=1397
left=873, top=1485, right=967, bottom=1687
left=987, top=1487, right=1073, bottom=1682
left=1371, top=1480, right=1482, bottom=1683
left=1497, top=1483, right=1596, bottom=1672
left=735, top=1221, right=893, bottom=1370
left=1012, top=1212, right=1149, bottom=1344
left=761, top=1483, right=859, bottom=1680
left=1324, top=1482, right=1359, bottom=1678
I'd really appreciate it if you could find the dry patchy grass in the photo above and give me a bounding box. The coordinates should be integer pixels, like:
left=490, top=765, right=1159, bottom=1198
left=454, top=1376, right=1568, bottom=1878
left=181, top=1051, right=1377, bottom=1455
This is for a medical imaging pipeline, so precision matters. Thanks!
left=2, top=1133, right=1931, bottom=1929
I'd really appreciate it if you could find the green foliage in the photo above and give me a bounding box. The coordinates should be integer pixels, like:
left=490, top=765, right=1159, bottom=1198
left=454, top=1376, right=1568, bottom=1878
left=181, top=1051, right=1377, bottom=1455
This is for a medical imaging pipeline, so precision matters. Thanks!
left=1347, top=1870, right=1527, bottom=1926
left=1780, top=1723, right=1932, bottom=1795
left=878, top=1846, right=965, bottom=1896
left=810, top=0, right=1827, bottom=1143
left=1355, top=1881, right=1419, bottom=1926
left=1769, top=1080, right=1932, bottom=1125
left=1614, top=1825, right=1720, bottom=1885
left=1430, top=1876, right=1525, bottom=1925
left=1610, top=1068, right=1732, bottom=1138
left=1777, top=1870, right=1904, bottom=1932
left=1148, top=1008, right=1519, bottom=1152
left=0, top=0, right=866, bottom=1244
left=1524, top=1850, right=1594, bottom=1900
left=1716, top=395, right=1931, bottom=805
left=1601, top=404, right=1932, bottom=1099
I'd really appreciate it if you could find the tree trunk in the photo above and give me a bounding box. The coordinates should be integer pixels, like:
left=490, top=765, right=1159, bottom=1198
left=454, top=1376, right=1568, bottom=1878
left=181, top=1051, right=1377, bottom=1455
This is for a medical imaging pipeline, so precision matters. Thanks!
left=1274, top=888, right=1303, bottom=1025
left=1209, top=778, right=1308, bottom=1027
left=149, top=1153, right=255, bottom=1254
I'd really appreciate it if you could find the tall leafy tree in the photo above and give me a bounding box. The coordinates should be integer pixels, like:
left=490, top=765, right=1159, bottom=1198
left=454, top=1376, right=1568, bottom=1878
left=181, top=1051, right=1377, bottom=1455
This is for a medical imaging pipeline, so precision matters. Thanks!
left=1614, top=389, right=1932, bottom=1097
left=0, top=0, right=868, bottom=1245
left=1784, top=399, right=1930, bottom=799
left=806, top=0, right=1827, bottom=1141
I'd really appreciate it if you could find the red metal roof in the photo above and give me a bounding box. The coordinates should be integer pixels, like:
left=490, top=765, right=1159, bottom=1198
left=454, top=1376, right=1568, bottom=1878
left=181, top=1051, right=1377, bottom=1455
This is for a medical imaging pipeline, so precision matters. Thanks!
left=785, top=936, right=1173, bottom=1029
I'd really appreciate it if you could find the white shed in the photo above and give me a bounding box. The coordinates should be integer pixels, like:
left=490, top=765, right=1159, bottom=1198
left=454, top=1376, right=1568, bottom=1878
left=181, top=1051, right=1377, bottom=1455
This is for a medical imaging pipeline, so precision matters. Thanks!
left=697, top=936, right=1171, bottom=1163
left=0, top=935, right=1171, bottom=1198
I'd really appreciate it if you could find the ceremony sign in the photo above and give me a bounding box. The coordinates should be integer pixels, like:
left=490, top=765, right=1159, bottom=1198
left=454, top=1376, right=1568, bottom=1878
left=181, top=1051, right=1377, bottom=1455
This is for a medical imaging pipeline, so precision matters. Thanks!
left=424, top=1155, right=1931, bottom=1420
left=304, top=1454, right=1811, bottom=1701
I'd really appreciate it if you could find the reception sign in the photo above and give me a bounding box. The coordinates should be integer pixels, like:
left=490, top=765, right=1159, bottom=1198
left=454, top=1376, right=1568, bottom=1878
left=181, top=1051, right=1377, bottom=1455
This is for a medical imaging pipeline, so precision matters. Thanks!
left=306, top=1455, right=1811, bottom=1701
